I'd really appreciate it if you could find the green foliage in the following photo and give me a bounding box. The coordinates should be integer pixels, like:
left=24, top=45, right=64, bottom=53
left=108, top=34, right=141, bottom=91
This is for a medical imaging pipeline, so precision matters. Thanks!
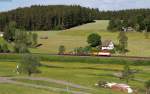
left=19, top=54, right=41, bottom=76
left=144, top=19, right=150, bottom=39
left=83, top=46, right=92, bottom=54
left=14, top=43, right=29, bottom=53
left=0, top=5, right=97, bottom=31
left=107, top=15, right=150, bottom=32
left=14, top=30, right=29, bottom=53
left=0, top=43, right=10, bottom=53
left=118, top=32, right=128, bottom=55
left=27, top=32, right=38, bottom=47
left=73, top=46, right=92, bottom=55
left=91, top=47, right=100, bottom=53
left=87, top=33, right=101, bottom=47
left=145, top=80, right=150, bottom=94
left=58, top=45, right=66, bottom=54
left=32, top=33, right=38, bottom=46
left=122, top=63, right=134, bottom=83
left=14, top=30, right=38, bottom=53
left=98, top=9, right=150, bottom=20
left=74, top=47, right=85, bottom=55
left=109, top=49, right=116, bottom=54
left=3, top=21, right=16, bottom=42
left=107, top=19, right=122, bottom=31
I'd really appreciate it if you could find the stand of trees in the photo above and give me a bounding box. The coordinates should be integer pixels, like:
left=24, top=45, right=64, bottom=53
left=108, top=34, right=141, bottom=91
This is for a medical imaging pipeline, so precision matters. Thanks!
left=3, top=21, right=38, bottom=53
left=0, top=5, right=99, bottom=31
left=98, top=9, right=150, bottom=20
left=14, top=30, right=38, bottom=53
left=0, top=5, right=149, bottom=32
left=0, top=4, right=149, bottom=34
left=107, top=10, right=150, bottom=32
left=107, top=16, right=150, bottom=32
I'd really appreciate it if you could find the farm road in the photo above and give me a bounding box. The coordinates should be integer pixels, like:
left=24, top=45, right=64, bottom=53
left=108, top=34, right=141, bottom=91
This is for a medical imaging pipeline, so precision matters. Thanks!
left=0, top=77, right=93, bottom=94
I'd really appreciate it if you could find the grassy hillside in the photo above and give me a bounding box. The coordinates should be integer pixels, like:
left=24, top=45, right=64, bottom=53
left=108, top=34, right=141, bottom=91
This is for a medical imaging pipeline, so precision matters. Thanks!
left=31, top=20, right=150, bottom=57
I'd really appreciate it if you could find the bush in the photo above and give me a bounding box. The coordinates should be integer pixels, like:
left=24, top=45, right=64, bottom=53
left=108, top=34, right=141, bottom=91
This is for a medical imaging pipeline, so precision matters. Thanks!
left=14, top=43, right=29, bottom=53
left=58, top=45, right=66, bottom=55
left=0, top=42, right=10, bottom=53
left=87, top=33, right=101, bottom=47
left=18, top=54, right=41, bottom=76
left=74, top=47, right=85, bottom=55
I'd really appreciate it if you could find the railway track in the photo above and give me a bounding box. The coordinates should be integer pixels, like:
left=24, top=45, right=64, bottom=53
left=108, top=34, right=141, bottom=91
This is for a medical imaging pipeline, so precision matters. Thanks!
left=0, top=53, right=150, bottom=60
left=33, top=53, right=150, bottom=61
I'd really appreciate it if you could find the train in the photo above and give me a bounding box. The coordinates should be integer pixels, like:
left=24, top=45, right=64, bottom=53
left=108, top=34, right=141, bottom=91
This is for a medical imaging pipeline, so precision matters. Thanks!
left=97, top=52, right=111, bottom=56
left=61, top=51, right=111, bottom=57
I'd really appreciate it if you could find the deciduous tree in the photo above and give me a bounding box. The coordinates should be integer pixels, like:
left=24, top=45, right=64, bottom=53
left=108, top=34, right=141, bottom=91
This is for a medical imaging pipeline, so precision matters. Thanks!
left=87, top=33, right=101, bottom=47
left=19, top=54, right=41, bottom=76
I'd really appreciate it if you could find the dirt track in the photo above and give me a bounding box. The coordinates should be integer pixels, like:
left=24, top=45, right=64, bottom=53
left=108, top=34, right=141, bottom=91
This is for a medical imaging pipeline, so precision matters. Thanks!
left=0, top=77, right=93, bottom=94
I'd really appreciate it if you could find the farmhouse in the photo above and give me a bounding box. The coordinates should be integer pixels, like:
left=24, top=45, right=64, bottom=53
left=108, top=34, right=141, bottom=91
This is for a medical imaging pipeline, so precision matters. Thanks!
left=122, top=27, right=134, bottom=32
left=101, top=40, right=114, bottom=50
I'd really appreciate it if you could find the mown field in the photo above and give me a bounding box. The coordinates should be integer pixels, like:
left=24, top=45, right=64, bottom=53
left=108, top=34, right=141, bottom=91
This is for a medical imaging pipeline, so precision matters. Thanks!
left=0, top=20, right=149, bottom=94
left=30, top=20, right=150, bottom=57
left=0, top=61, right=149, bottom=94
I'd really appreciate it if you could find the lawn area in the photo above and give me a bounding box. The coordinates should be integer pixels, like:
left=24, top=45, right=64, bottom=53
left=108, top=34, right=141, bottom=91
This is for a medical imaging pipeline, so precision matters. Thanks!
left=0, top=61, right=149, bottom=94
left=31, top=20, right=150, bottom=57
left=0, top=84, right=58, bottom=94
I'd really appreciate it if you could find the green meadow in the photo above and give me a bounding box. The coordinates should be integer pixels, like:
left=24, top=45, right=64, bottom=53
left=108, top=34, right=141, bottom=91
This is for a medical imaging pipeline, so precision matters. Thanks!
left=0, top=61, right=149, bottom=94
left=0, top=20, right=149, bottom=94
left=31, top=20, right=150, bottom=57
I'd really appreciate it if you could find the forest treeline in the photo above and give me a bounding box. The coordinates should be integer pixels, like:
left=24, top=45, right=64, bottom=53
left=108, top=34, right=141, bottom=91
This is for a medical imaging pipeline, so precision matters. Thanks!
left=98, top=9, right=150, bottom=20
left=0, top=5, right=150, bottom=31
left=0, top=5, right=99, bottom=31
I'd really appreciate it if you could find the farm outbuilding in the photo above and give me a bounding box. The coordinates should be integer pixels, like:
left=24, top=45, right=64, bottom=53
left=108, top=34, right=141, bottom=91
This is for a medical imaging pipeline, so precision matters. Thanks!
left=96, top=81, right=133, bottom=94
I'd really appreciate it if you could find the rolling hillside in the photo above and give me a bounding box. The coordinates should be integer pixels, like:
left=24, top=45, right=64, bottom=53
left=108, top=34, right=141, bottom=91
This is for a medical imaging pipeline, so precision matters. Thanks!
left=31, top=20, right=150, bottom=57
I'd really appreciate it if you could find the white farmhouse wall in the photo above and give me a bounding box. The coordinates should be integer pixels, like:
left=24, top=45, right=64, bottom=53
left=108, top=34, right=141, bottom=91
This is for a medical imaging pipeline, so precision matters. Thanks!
left=102, top=42, right=114, bottom=50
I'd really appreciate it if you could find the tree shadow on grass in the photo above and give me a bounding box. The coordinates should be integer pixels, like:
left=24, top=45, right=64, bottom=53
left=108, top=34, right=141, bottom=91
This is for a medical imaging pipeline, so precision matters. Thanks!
left=42, top=64, right=65, bottom=69
left=42, top=64, right=122, bottom=72
left=1, top=75, right=16, bottom=77
left=80, top=67, right=121, bottom=72
left=87, top=73, right=115, bottom=77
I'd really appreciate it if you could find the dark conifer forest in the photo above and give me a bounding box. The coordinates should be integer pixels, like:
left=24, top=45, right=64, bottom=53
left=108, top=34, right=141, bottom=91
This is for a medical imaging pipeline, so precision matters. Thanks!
left=98, top=9, right=150, bottom=20
left=0, top=5, right=99, bottom=31
left=0, top=5, right=150, bottom=31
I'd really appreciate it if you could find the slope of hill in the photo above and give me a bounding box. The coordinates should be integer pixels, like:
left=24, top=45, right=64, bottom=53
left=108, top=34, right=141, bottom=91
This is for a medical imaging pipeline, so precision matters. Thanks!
left=31, top=20, right=150, bottom=57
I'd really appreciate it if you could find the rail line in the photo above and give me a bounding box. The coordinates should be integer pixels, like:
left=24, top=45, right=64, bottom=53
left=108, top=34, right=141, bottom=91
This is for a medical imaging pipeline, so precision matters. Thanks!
left=33, top=53, right=150, bottom=61
left=0, top=53, right=149, bottom=60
